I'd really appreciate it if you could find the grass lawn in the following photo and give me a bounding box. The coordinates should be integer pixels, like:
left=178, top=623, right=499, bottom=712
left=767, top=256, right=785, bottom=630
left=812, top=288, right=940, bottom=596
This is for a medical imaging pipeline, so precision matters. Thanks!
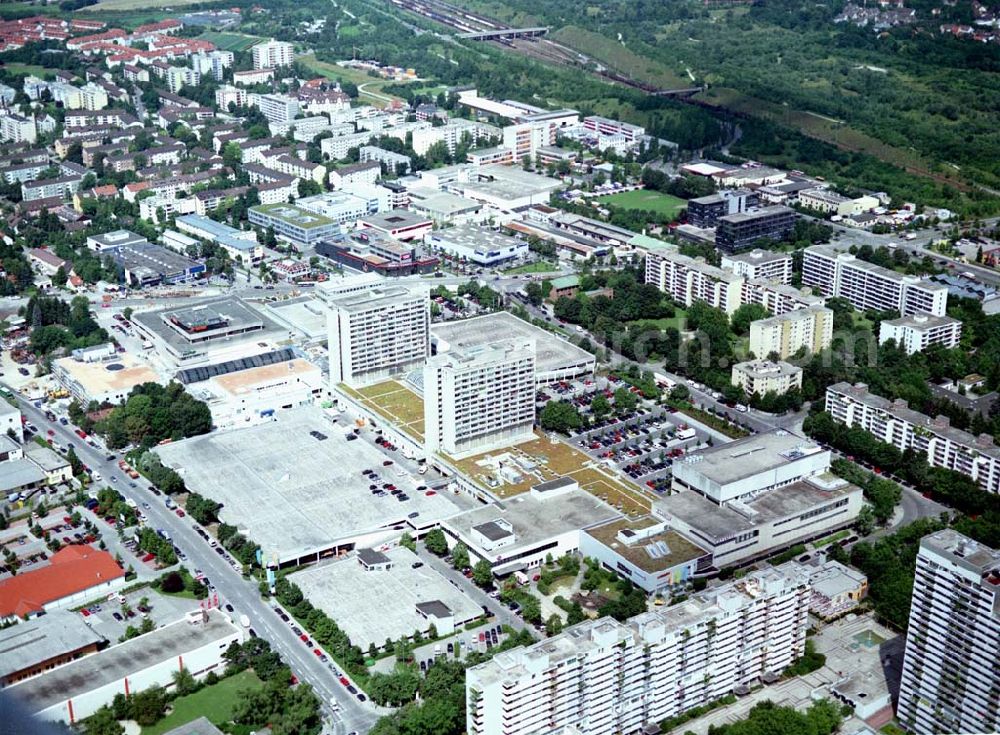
left=0, top=63, right=49, bottom=77
left=628, top=311, right=688, bottom=333
left=597, top=190, right=687, bottom=219
left=198, top=32, right=263, bottom=52
left=141, top=670, right=263, bottom=735
left=297, top=54, right=410, bottom=106
left=813, top=530, right=850, bottom=548
left=504, top=261, right=561, bottom=275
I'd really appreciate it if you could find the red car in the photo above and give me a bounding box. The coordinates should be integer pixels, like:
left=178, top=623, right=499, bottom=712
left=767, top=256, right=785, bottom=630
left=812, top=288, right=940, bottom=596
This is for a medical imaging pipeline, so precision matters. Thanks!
left=75, top=429, right=87, bottom=439
left=175, top=509, right=186, bottom=518
left=339, top=677, right=350, bottom=687
left=313, top=648, right=322, bottom=657
left=425, top=490, right=436, bottom=497
left=300, top=634, right=309, bottom=642
left=80, top=609, right=90, bottom=617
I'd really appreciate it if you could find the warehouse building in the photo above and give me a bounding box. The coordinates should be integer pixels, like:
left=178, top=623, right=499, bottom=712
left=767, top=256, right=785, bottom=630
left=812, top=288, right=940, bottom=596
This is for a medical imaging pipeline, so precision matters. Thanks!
left=116, top=241, right=205, bottom=286
left=10, top=610, right=243, bottom=724
left=0, top=610, right=105, bottom=687
left=424, top=226, right=528, bottom=266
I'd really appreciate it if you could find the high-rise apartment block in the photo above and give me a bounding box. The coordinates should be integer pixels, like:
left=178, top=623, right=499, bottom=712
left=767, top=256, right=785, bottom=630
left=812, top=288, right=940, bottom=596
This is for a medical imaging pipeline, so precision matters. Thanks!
left=897, top=529, right=1000, bottom=735
left=251, top=39, right=295, bottom=69
left=324, top=285, right=429, bottom=388
left=749, top=306, right=834, bottom=359
left=721, top=248, right=793, bottom=284
left=878, top=313, right=962, bottom=354
left=802, top=244, right=947, bottom=317
left=424, top=339, right=536, bottom=458
left=467, top=565, right=811, bottom=735
left=825, top=382, right=1000, bottom=494
left=644, top=248, right=744, bottom=315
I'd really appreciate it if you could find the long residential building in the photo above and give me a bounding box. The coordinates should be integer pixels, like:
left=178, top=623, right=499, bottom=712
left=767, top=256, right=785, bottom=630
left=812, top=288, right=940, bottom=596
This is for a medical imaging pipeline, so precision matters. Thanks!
left=802, top=244, right=947, bottom=317
left=896, top=529, right=1000, bottom=735
left=424, top=339, right=536, bottom=458
left=466, top=564, right=811, bottom=735
left=720, top=249, right=793, bottom=285
left=749, top=306, right=834, bottom=360
left=825, top=382, right=1000, bottom=494
left=644, top=247, right=744, bottom=315
left=324, top=284, right=430, bottom=388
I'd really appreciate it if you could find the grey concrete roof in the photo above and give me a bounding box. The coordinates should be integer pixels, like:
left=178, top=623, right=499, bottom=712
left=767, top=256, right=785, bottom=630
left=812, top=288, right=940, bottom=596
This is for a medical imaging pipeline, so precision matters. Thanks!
left=673, top=430, right=824, bottom=487
left=9, top=610, right=239, bottom=713
left=0, top=610, right=105, bottom=681
left=162, top=717, right=225, bottom=735
left=0, top=459, right=46, bottom=493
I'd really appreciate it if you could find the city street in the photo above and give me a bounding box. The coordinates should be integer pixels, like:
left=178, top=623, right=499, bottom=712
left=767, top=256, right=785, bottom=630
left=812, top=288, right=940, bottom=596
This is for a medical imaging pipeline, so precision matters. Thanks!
left=12, top=396, right=380, bottom=735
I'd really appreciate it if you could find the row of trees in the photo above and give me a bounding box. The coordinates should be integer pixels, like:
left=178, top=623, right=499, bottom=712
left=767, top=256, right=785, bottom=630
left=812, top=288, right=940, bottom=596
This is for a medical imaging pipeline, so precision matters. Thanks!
left=95, top=383, right=212, bottom=450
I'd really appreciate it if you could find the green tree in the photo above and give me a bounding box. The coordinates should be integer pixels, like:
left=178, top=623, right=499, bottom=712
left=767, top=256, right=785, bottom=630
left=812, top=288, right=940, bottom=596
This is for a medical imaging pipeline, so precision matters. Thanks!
left=539, top=400, right=582, bottom=433
left=545, top=614, right=563, bottom=637
left=591, top=394, right=611, bottom=418
left=400, top=532, right=416, bottom=552
left=424, top=528, right=448, bottom=556
left=83, top=707, right=124, bottom=735
left=451, top=542, right=470, bottom=570
left=472, top=559, right=493, bottom=588
left=130, top=685, right=167, bottom=726
left=171, top=666, right=197, bottom=696
left=613, top=386, right=639, bottom=414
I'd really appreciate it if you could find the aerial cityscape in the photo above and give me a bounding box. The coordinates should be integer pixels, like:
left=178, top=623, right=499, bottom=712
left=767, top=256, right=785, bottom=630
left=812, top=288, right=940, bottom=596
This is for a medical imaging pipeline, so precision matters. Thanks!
left=0, top=1, right=997, bottom=734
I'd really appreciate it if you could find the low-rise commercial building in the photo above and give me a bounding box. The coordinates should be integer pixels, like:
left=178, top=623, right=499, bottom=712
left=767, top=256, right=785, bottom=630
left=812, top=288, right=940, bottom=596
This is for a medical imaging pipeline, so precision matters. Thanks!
left=442, top=479, right=620, bottom=575
left=878, top=313, right=962, bottom=354
left=579, top=516, right=710, bottom=596
left=10, top=610, right=243, bottom=724
left=359, top=209, right=433, bottom=242
left=825, top=382, right=1000, bottom=494
left=53, top=349, right=160, bottom=405
left=424, top=338, right=536, bottom=458
left=749, top=306, right=834, bottom=359
left=466, top=564, right=810, bottom=735
left=659, top=430, right=862, bottom=568
left=424, top=226, right=528, bottom=266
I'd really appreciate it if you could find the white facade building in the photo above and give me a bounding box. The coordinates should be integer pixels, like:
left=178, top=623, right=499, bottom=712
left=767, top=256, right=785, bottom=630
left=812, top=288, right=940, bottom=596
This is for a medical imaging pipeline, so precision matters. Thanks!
left=731, top=359, right=803, bottom=396
left=326, top=285, right=429, bottom=387
left=721, top=249, right=793, bottom=284
left=897, top=530, right=1000, bottom=735
left=825, top=382, right=1000, bottom=494
left=878, top=313, right=962, bottom=354
left=0, top=113, right=37, bottom=144
left=255, top=93, right=300, bottom=125
left=467, top=564, right=810, bottom=735
left=749, top=306, right=834, bottom=360
left=645, top=247, right=744, bottom=315
left=802, top=244, right=947, bottom=316
left=251, top=39, right=294, bottom=69
left=424, top=338, right=536, bottom=458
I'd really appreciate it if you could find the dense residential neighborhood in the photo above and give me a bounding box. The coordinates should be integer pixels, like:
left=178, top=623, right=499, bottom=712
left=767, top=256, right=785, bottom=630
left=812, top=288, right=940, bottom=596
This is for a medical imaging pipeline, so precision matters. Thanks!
left=0, top=2, right=998, bottom=735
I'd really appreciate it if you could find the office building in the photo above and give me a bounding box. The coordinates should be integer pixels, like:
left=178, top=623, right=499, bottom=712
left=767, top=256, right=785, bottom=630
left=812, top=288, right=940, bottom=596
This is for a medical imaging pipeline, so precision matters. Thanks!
left=424, top=338, right=535, bottom=458
left=878, top=313, right=962, bottom=354
left=326, top=285, right=429, bottom=387
left=644, top=247, right=744, bottom=315
left=897, top=530, right=1000, bottom=735
left=688, top=189, right=758, bottom=228
left=825, top=382, right=1000, bottom=494
left=658, top=430, right=862, bottom=568
left=749, top=306, right=834, bottom=359
left=251, top=38, right=294, bottom=69
left=466, top=564, right=810, bottom=735
left=248, top=203, right=338, bottom=248
left=715, top=206, right=796, bottom=253
left=297, top=191, right=371, bottom=225
left=802, top=244, right=947, bottom=317
left=731, top=359, right=803, bottom=396
left=10, top=610, right=243, bottom=724
left=721, top=249, right=792, bottom=284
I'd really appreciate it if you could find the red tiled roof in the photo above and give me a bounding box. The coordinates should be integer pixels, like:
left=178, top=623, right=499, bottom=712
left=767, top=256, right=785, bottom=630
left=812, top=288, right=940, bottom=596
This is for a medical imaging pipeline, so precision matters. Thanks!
left=0, top=546, right=124, bottom=619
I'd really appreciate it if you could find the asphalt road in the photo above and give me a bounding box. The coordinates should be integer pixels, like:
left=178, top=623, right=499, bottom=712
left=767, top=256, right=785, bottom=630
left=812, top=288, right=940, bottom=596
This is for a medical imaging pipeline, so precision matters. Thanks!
left=14, top=396, right=380, bottom=735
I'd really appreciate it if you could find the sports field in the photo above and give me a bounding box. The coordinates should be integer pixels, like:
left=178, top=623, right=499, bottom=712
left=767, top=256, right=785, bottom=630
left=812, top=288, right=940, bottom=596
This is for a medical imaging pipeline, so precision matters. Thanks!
left=597, top=189, right=687, bottom=219
left=199, top=32, right=262, bottom=52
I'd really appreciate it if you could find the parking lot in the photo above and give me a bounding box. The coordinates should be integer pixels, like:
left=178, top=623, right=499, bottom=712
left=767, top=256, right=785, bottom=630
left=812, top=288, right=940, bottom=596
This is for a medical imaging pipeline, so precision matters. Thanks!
left=79, top=586, right=202, bottom=642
